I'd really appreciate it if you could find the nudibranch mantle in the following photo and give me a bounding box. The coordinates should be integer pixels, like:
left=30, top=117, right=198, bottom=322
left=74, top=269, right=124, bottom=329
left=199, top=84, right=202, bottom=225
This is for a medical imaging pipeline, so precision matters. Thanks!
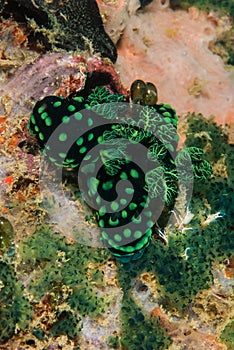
left=28, top=82, right=212, bottom=263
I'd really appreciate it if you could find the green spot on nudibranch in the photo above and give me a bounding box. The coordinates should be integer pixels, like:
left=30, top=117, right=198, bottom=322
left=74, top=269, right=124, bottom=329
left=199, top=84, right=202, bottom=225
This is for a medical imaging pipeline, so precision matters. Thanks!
left=62, top=116, right=70, bottom=123
left=132, top=215, right=142, bottom=224
left=53, top=101, right=62, bottom=108
left=88, top=133, right=94, bottom=141
left=69, top=163, right=79, bottom=168
left=45, top=117, right=52, bottom=126
left=39, top=132, right=44, bottom=141
left=120, top=198, right=127, bottom=205
left=130, top=169, right=139, bottom=178
left=99, top=219, right=105, bottom=228
left=124, top=245, right=135, bottom=253
left=68, top=104, right=76, bottom=112
left=162, top=103, right=172, bottom=109
left=87, top=118, right=93, bottom=126
left=134, top=230, right=142, bottom=239
left=59, top=152, right=67, bottom=158
left=101, top=231, right=109, bottom=240
left=121, top=210, right=128, bottom=219
left=59, top=133, right=68, bottom=142
left=41, top=112, right=48, bottom=120
left=120, top=172, right=128, bottom=180
left=96, top=196, right=101, bottom=205
left=129, top=203, right=137, bottom=210
left=144, top=211, right=152, bottom=217
left=99, top=206, right=107, bottom=217
left=163, top=111, right=172, bottom=118
left=102, top=182, right=113, bottom=191
left=34, top=125, right=39, bottom=132
left=73, top=96, right=84, bottom=102
left=147, top=220, right=154, bottom=228
left=164, top=117, right=172, bottom=124
left=74, top=112, right=83, bottom=120
left=135, top=235, right=149, bottom=250
left=125, top=188, right=134, bottom=195
left=123, top=228, right=132, bottom=238
left=38, top=105, right=46, bottom=114
left=79, top=146, right=87, bottom=154
left=97, top=136, right=103, bottom=144
left=64, top=158, right=75, bottom=164
left=76, top=137, right=83, bottom=146
left=83, top=154, right=91, bottom=161
left=30, top=115, right=36, bottom=124
left=109, top=217, right=119, bottom=226
left=111, top=201, right=119, bottom=211
left=114, top=234, right=122, bottom=242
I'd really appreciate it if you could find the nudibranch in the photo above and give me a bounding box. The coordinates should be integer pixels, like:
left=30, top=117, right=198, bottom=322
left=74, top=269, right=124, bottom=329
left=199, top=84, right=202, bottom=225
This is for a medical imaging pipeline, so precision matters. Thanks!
left=28, top=80, right=212, bottom=262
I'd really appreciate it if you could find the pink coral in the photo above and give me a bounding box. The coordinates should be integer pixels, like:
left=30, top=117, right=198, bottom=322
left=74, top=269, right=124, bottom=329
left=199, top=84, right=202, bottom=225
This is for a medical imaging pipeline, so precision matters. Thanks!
left=115, top=3, right=234, bottom=125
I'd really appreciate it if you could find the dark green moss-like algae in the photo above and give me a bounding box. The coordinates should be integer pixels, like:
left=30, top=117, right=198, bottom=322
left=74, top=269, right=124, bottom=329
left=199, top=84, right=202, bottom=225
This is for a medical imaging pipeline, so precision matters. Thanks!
left=1, top=113, right=233, bottom=348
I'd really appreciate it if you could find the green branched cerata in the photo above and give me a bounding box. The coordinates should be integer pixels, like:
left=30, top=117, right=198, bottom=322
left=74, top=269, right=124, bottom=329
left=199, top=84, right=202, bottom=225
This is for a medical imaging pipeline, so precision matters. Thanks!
left=28, top=80, right=212, bottom=262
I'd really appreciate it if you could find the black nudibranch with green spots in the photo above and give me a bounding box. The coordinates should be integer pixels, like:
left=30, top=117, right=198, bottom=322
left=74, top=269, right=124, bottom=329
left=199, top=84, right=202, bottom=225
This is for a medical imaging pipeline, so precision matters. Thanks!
left=28, top=80, right=212, bottom=263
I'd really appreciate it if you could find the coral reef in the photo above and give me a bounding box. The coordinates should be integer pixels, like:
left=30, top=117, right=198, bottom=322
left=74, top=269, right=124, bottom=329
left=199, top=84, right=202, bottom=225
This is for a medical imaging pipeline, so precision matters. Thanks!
left=0, top=1, right=233, bottom=348
left=114, top=2, right=234, bottom=125
left=0, top=87, right=233, bottom=350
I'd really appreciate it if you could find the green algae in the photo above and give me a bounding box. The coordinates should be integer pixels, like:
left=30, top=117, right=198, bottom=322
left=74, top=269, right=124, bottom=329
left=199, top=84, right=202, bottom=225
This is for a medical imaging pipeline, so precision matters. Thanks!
left=0, top=216, right=14, bottom=253
left=1, top=113, right=232, bottom=345
left=117, top=223, right=231, bottom=349
left=19, top=226, right=109, bottom=319
left=220, top=321, right=234, bottom=350
left=117, top=218, right=233, bottom=312
left=120, top=294, right=172, bottom=350
left=50, top=310, right=81, bottom=338
left=0, top=260, right=32, bottom=344
left=117, top=114, right=234, bottom=313
left=108, top=335, right=121, bottom=349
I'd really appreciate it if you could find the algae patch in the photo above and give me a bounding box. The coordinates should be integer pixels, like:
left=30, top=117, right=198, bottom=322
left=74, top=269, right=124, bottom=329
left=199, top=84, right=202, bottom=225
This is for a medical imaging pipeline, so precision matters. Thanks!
left=117, top=114, right=234, bottom=313
left=19, top=226, right=109, bottom=313
left=220, top=320, right=234, bottom=350
left=120, top=294, right=172, bottom=350
left=0, top=260, right=32, bottom=344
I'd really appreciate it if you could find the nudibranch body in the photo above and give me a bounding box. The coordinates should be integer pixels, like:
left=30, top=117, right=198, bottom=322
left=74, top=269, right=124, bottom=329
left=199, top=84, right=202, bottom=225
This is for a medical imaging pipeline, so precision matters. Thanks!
left=28, top=80, right=212, bottom=262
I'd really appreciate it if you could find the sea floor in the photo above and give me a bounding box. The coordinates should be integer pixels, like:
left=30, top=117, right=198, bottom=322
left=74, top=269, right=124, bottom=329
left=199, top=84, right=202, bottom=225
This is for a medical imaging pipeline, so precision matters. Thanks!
left=0, top=1, right=233, bottom=349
